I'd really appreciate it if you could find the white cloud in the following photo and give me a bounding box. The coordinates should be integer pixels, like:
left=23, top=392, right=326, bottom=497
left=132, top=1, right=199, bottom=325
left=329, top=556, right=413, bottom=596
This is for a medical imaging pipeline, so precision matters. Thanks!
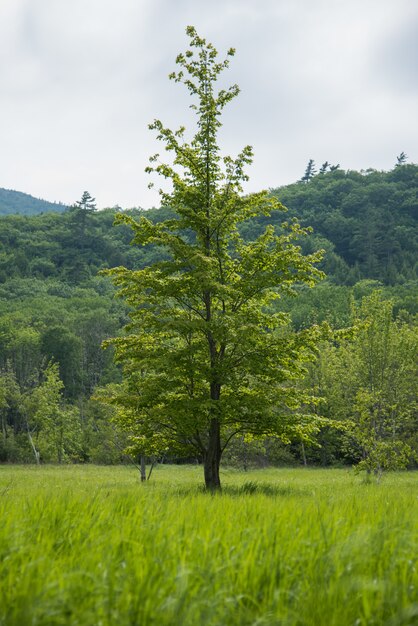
left=0, top=0, right=416, bottom=207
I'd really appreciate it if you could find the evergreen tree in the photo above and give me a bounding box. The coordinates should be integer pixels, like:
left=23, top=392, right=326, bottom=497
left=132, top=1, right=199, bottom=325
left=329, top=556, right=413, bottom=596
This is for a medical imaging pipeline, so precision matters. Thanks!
left=76, top=191, right=96, bottom=212
left=300, top=159, right=317, bottom=183
left=70, top=191, right=96, bottom=241
left=395, top=152, right=408, bottom=167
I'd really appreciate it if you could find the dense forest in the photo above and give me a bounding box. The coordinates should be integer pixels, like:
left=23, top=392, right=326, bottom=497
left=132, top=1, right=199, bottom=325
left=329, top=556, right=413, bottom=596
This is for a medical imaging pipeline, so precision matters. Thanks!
left=0, top=165, right=417, bottom=467
left=0, top=187, right=68, bottom=216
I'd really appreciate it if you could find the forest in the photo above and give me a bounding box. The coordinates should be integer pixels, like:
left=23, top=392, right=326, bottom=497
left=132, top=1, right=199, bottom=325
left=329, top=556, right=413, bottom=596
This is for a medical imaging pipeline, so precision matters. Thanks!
left=0, top=187, right=68, bottom=216
left=1, top=164, right=417, bottom=470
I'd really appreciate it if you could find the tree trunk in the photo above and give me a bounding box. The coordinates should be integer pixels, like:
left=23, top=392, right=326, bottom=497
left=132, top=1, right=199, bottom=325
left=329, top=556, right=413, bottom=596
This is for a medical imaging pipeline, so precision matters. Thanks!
left=204, top=418, right=222, bottom=491
left=27, top=430, right=40, bottom=465
left=301, top=440, right=307, bottom=467
left=1, top=415, right=7, bottom=442
left=140, top=455, right=146, bottom=482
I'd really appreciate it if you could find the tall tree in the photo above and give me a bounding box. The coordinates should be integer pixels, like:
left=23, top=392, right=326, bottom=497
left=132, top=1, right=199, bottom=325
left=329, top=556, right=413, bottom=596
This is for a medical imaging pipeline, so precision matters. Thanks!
left=300, top=159, right=317, bottom=183
left=105, top=26, right=324, bottom=490
left=70, top=190, right=97, bottom=244
left=23, top=362, right=64, bottom=463
left=395, top=152, right=408, bottom=167
left=75, top=191, right=96, bottom=212
left=0, top=370, right=21, bottom=445
left=23, top=362, right=82, bottom=464
left=40, top=326, right=83, bottom=399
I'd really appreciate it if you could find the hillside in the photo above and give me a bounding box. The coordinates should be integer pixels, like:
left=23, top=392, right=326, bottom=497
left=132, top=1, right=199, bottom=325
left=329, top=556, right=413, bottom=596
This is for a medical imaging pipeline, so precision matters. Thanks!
left=270, top=164, right=418, bottom=285
left=0, top=187, right=68, bottom=215
left=0, top=165, right=416, bottom=286
left=0, top=165, right=416, bottom=466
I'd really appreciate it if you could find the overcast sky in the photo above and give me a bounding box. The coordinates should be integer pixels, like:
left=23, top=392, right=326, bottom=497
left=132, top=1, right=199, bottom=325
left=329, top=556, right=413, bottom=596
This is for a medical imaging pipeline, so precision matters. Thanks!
left=0, top=0, right=417, bottom=209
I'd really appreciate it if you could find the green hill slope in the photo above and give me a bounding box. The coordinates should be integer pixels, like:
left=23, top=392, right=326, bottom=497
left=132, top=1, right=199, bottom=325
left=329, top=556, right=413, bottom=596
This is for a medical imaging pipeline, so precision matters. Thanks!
left=0, top=166, right=416, bottom=465
left=0, top=187, right=68, bottom=215
left=0, top=166, right=416, bottom=286
left=269, top=164, right=418, bottom=285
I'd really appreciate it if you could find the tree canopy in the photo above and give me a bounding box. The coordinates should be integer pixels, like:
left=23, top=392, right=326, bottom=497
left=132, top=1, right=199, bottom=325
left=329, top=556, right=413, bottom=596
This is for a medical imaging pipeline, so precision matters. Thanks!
left=0, top=35, right=416, bottom=471
left=105, top=27, right=325, bottom=490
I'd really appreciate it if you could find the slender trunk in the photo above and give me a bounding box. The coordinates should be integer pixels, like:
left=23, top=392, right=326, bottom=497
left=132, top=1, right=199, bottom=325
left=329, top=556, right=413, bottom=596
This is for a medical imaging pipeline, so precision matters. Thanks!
left=27, top=430, right=40, bottom=465
left=301, top=440, right=307, bottom=467
left=1, top=415, right=6, bottom=441
left=204, top=418, right=221, bottom=491
left=243, top=443, right=248, bottom=472
left=140, top=455, right=146, bottom=482
left=57, top=421, right=63, bottom=464
left=147, top=460, right=156, bottom=481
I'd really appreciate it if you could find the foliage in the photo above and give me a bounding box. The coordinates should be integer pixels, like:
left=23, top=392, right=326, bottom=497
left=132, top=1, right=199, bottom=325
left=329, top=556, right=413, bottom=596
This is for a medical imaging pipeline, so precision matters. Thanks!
left=318, top=292, right=417, bottom=474
left=22, top=362, right=83, bottom=463
left=0, top=42, right=416, bottom=468
left=0, top=202, right=415, bottom=466
left=0, top=370, right=22, bottom=461
left=222, top=435, right=298, bottom=469
left=105, top=27, right=325, bottom=489
left=75, top=191, right=96, bottom=212
left=300, top=158, right=317, bottom=182
left=0, top=187, right=68, bottom=216
left=0, top=170, right=416, bottom=288
left=270, top=164, right=418, bottom=285
left=396, top=151, right=408, bottom=166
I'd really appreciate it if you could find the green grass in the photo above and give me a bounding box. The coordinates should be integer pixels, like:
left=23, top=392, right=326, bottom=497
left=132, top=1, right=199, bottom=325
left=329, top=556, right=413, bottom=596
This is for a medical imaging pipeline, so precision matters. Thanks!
left=1, top=465, right=417, bottom=625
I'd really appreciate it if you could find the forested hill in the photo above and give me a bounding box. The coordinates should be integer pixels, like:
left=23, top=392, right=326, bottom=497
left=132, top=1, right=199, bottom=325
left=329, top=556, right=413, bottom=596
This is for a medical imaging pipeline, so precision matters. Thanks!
left=0, top=187, right=68, bottom=215
left=0, top=165, right=417, bottom=286
left=269, top=164, right=418, bottom=285
left=0, top=165, right=417, bottom=465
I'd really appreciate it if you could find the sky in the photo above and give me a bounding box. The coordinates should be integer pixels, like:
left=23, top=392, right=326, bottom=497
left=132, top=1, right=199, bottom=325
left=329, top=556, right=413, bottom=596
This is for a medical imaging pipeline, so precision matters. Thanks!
left=0, top=0, right=417, bottom=209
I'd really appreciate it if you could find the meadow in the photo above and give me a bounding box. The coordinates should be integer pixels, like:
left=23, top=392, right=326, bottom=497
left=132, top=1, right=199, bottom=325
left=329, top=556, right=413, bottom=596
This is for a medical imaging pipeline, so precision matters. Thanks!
left=0, top=465, right=417, bottom=626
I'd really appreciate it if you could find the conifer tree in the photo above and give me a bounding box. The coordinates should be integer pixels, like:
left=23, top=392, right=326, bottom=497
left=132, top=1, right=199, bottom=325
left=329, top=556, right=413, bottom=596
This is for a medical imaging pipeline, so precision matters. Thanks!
left=395, top=152, right=408, bottom=167
left=76, top=191, right=96, bottom=212
left=300, top=159, right=317, bottom=183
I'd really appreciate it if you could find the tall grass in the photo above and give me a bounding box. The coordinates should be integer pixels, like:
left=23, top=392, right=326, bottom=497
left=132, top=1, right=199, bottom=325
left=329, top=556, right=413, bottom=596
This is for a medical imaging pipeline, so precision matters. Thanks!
left=1, top=465, right=417, bottom=625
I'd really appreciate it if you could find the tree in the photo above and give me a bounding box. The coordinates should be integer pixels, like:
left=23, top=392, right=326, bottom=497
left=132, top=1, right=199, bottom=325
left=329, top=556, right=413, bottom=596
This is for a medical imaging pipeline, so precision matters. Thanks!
left=75, top=191, right=96, bottom=212
left=70, top=191, right=97, bottom=242
left=23, top=362, right=82, bottom=463
left=300, top=159, right=317, bottom=183
left=319, top=292, right=417, bottom=475
left=23, top=362, right=63, bottom=463
left=0, top=370, right=21, bottom=443
left=105, top=26, right=325, bottom=490
left=40, top=326, right=83, bottom=399
left=395, top=152, right=408, bottom=167
left=0, top=324, right=41, bottom=389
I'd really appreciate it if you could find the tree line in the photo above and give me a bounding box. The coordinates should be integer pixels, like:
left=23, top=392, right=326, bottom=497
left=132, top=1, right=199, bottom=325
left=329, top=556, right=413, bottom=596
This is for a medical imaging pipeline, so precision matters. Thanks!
left=0, top=182, right=416, bottom=471
left=1, top=165, right=417, bottom=288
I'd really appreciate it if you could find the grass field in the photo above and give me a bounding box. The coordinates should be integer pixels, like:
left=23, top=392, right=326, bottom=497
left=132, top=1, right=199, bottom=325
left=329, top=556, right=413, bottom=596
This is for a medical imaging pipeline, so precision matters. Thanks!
left=1, top=465, right=417, bottom=625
